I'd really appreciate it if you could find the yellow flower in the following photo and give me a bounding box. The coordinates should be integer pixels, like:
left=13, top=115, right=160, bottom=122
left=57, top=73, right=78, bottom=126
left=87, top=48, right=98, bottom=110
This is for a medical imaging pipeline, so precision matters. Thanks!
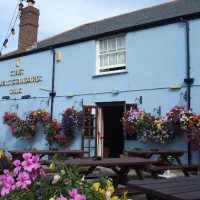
left=99, top=188, right=105, bottom=194
left=119, top=190, right=128, bottom=200
left=91, top=182, right=100, bottom=192
left=111, top=196, right=120, bottom=200
left=107, top=185, right=114, bottom=194
left=0, top=151, right=4, bottom=159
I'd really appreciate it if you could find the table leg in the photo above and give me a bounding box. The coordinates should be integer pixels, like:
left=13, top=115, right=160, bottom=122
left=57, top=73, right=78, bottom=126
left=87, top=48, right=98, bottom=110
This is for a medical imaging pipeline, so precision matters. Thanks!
left=81, top=166, right=96, bottom=176
left=174, top=155, right=190, bottom=177
left=134, top=168, right=145, bottom=180
left=111, top=166, right=129, bottom=188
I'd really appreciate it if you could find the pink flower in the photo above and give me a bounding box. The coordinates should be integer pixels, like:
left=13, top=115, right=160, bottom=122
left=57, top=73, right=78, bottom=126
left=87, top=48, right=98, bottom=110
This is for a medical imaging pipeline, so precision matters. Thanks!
left=29, top=171, right=37, bottom=181
left=3, top=170, right=10, bottom=176
left=13, top=160, right=21, bottom=174
left=75, top=194, right=86, bottom=200
left=22, top=159, right=34, bottom=172
left=56, top=198, right=67, bottom=200
left=69, top=188, right=78, bottom=198
left=68, top=189, right=86, bottom=200
left=31, top=155, right=41, bottom=169
left=39, top=168, right=45, bottom=177
left=22, top=152, right=32, bottom=160
left=1, top=175, right=15, bottom=196
left=16, top=172, right=31, bottom=189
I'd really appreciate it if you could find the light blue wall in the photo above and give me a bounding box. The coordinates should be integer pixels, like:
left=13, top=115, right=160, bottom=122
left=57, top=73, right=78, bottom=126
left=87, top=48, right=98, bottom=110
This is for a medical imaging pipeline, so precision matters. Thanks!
left=0, top=19, right=200, bottom=163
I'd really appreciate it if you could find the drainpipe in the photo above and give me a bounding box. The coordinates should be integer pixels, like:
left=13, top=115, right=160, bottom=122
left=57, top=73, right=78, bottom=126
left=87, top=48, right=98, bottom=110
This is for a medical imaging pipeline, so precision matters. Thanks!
left=181, top=18, right=194, bottom=164
left=49, top=48, right=56, bottom=148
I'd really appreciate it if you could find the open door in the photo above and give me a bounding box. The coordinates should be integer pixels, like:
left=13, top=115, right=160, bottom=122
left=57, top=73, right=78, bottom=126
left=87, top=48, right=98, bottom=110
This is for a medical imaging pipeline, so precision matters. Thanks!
left=82, top=103, right=125, bottom=158
left=81, top=106, right=98, bottom=157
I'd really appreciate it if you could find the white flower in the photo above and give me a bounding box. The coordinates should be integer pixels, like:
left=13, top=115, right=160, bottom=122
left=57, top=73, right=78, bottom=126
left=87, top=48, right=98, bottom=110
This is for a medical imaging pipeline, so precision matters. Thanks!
left=49, top=198, right=55, bottom=200
left=81, top=175, right=85, bottom=181
left=105, top=191, right=111, bottom=200
left=49, top=162, right=55, bottom=169
left=60, top=169, right=65, bottom=175
left=52, top=174, right=61, bottom=184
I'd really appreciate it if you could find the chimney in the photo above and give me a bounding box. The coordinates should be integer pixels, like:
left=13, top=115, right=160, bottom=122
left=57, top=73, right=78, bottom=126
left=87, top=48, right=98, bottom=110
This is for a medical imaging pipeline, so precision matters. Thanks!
left=18, top=2, right=39, bottom=53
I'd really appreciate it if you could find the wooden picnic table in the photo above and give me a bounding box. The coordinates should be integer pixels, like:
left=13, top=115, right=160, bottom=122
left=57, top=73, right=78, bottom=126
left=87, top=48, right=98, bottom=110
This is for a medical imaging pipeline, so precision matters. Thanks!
left=44, top=157, right=158, bottom=188
left=123, top=149, right=193, bottom=177
left=128, top=176, right=200, bottom=200
left=8, top=149, right=86, bottom=159
left=123, top=149, right=187, bottom=164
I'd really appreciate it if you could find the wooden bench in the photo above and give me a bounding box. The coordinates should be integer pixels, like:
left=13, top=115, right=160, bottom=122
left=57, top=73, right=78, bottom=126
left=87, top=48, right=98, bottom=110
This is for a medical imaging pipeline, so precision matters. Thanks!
left=147, top=164, right=200, bottom=177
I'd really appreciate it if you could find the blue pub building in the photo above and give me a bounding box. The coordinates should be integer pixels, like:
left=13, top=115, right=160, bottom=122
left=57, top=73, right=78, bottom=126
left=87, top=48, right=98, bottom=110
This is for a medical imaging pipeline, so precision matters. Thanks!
left=0, top=0, right=200, bottom=164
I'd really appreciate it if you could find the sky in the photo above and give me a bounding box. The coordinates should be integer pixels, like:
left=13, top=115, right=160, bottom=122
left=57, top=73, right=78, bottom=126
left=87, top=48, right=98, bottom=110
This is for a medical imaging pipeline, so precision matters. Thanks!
left=0, top=0, right=173, bottom=55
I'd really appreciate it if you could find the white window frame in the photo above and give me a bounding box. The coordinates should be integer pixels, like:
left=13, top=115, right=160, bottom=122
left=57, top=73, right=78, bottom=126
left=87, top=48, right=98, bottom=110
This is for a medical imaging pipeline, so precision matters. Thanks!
left=96, top=34, right=126, bottom=75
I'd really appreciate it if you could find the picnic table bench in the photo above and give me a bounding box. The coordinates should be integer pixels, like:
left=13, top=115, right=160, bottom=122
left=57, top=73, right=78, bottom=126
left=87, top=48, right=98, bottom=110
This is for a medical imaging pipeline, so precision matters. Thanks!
left=127, top=176, right=200, bottom=200
left=147, top=164, right=200, bottom=177
left=123, top=149, right=200, bottom=177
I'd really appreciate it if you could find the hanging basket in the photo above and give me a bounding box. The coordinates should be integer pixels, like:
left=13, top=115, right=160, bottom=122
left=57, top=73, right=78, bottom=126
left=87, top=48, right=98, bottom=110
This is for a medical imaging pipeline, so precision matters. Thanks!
left=191, top=138, right=200, bottom=151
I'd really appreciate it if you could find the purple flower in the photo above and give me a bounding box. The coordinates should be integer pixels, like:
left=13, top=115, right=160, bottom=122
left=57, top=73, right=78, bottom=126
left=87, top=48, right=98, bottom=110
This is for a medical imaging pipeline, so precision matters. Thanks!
left=16, top=172, right=31, bottom=189
left=13, top=160, right=21, bottom=174
left=22, top=152, right=32, bottom=160
left=56, top=197, right=67, bottom=200
left=69, top=188, right=78, bottom=198
left=68, top=189, right=86, bottom=200
left=22, top=158, right=34, bottom=172
left=31, top=155, right=41, bottom=170
left=1, top=175, right=15, bottom=196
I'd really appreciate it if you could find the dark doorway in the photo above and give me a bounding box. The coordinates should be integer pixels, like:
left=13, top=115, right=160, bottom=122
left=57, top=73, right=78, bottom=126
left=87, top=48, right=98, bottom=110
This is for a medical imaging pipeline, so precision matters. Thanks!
left=102, top=104, right=124, bottom=157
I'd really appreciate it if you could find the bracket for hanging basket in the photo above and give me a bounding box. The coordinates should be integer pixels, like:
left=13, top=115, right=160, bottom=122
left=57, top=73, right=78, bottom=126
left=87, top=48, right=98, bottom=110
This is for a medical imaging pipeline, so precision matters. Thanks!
left=184, top=78, right=194, bottom=84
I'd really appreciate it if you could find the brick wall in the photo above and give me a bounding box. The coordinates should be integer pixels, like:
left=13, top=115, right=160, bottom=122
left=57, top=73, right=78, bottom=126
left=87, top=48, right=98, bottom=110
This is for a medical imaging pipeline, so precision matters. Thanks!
left=18, top=6, right=39, bottom=53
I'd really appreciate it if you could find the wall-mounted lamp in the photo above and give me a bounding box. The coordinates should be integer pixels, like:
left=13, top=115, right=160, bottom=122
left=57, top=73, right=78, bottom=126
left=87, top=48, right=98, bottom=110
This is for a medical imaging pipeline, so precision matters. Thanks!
left=21, top=95, right=31, bottom=99
left=112, top=89, right=119, bottom=94
left=56, top=52, right=62, bottom=61
left=66, top=93, right=74, bottom=97
left=16, top=58, right=20, bottom=67
left=2, top=96, right=10, bottom=100
left=135, top=96, right=142, bottom=104
left=153, top=106, right=161, bottom=116
left=169, top=84, right=182, bottom=89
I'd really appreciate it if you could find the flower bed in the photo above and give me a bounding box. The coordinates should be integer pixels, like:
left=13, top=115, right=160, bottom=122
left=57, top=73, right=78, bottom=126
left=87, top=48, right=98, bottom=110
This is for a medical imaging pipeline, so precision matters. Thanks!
left=0, top=153, right=128, bottom=200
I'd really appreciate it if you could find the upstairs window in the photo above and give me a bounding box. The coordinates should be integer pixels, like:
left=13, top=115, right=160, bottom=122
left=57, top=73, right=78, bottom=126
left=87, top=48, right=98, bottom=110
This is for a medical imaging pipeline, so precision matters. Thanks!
left=96, top=35, right=126, bottom=75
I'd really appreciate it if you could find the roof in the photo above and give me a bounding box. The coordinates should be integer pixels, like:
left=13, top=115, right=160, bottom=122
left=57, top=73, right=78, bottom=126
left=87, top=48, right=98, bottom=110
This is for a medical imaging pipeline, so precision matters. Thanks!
left=37, top=0, right=200, bottom=48
left=1, top=0, right=200, bottom=59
